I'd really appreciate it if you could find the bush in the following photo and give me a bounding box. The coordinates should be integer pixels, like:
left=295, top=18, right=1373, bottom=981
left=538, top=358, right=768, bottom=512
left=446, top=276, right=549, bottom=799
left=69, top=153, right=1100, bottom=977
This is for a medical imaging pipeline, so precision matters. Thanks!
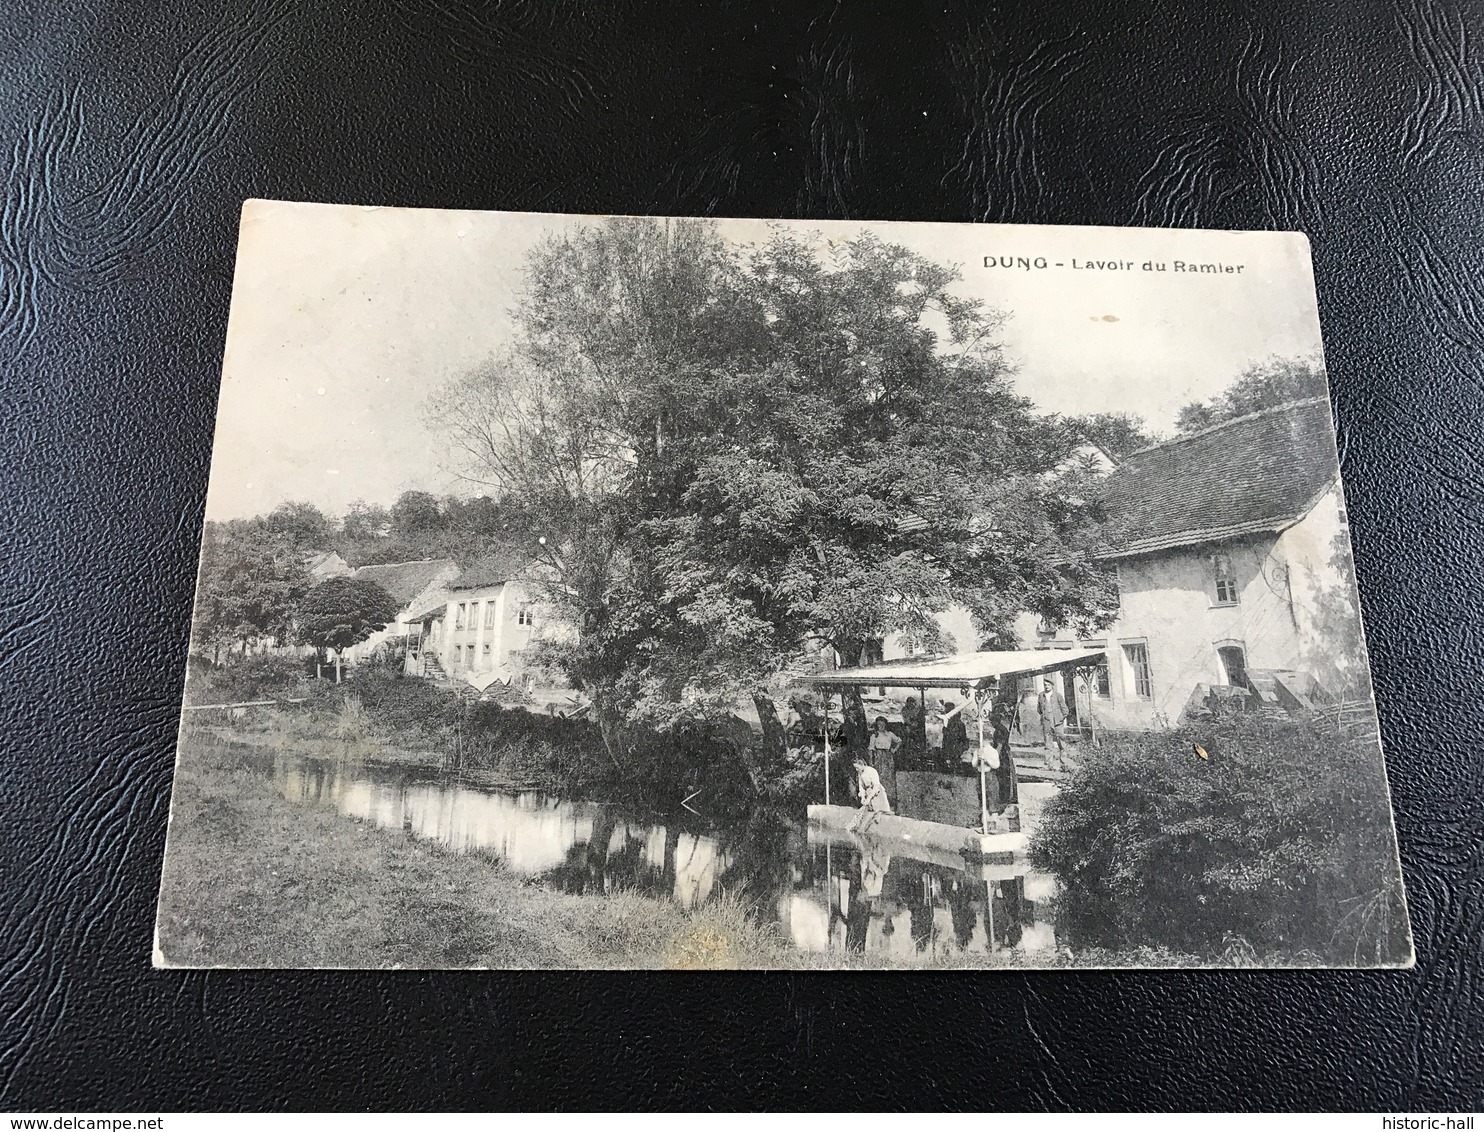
left=342, top=671, right=459, bottom=741
left=284, top=670, right=763, bottom=807
left=183, top=655, right=309, bottom=706
left=1030, top=710, right=1410, bottom=965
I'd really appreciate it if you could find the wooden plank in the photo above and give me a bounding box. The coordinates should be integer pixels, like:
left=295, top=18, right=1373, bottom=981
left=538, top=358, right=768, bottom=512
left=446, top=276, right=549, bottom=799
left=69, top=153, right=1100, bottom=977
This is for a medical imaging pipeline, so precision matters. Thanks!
left=181, top=698, right=308, bottom=711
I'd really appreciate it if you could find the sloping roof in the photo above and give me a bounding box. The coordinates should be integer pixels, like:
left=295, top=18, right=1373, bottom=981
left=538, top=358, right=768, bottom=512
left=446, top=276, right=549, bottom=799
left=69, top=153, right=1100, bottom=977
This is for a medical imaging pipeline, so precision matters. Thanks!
left=1097, top=398, right=1338, bottom=559
left=350, top=559, right=457, bottom=606
left=803, top=648, right=1106, bottom=690
left=446, top=546, right=533, bottom=590
left=303, top=550, right=352, bottom=578
left=404, top=590, right=455, bottom=623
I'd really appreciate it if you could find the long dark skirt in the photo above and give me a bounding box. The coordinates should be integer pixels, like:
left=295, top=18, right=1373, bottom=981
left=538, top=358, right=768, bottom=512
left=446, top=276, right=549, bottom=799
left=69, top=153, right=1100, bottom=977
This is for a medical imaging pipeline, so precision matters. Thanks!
left=994, top=746, right=1019, bottom=805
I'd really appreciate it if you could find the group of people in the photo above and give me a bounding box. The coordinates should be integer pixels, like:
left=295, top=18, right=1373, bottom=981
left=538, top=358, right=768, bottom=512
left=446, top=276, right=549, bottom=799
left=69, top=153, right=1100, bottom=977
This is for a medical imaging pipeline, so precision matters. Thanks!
left=847, top=676, right=1074, bottom=815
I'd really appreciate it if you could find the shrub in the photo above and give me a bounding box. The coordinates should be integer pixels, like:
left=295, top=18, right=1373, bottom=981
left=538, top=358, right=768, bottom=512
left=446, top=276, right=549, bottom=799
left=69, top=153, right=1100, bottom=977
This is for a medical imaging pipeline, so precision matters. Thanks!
left=183, top=655, right=309, bottom=706
left=330, top=695, right=369, bottom=742
left=1030, top=710, right=1410, bottom=965
left=342, top=671, right=459, bottom=740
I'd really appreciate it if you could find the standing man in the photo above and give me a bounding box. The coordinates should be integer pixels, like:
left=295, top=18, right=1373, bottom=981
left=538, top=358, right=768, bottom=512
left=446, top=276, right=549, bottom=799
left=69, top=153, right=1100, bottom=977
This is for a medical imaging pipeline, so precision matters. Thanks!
left=1038, top=678, right=1067, bottom=766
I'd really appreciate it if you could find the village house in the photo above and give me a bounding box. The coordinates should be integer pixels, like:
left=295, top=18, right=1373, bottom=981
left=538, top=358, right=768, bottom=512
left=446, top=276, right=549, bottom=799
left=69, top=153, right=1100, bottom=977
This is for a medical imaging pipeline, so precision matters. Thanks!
left=303, top=550, right=352, bottom=580
left=403, top=551, right=550, bottom=689
left=1018, top=398, right=1354, bottom=729
left=885, top=399, right=1356, bottom=732
left=343, top=558, right=459, bottom=666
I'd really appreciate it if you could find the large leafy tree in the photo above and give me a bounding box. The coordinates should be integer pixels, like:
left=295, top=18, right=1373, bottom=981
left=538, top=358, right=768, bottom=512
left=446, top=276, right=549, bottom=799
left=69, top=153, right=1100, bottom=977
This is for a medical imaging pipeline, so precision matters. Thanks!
left=192, top=519, right=311, bottom=662
left=430, top=219, right=1119, bottom=770
left=294, top=577, right=400, bottom=682
left=262, top=500, right=334, bottom=551
left=1067, top=411, right=1156, bottom=459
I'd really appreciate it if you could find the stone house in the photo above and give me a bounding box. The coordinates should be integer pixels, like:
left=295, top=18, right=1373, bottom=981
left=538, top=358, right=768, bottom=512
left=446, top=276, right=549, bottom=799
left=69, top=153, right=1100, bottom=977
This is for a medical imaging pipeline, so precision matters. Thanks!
left=1017, top=398, right=1358, bottom=730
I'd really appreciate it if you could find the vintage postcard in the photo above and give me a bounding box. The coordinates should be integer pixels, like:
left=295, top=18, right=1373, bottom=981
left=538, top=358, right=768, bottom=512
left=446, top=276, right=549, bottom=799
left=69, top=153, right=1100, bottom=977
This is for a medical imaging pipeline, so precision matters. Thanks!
left=154, top=202, right=1411, bottom=969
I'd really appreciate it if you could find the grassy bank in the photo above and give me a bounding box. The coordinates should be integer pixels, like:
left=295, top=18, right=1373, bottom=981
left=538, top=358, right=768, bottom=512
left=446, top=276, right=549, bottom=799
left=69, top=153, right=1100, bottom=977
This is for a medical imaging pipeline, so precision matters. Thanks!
left=156, top=727, right=793, bottom=969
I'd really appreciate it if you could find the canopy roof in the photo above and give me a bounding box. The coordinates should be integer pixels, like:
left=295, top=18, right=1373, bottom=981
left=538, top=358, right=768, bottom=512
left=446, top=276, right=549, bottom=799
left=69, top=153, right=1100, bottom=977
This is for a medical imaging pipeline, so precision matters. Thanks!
left=801, top=647, right=1106, bottom=690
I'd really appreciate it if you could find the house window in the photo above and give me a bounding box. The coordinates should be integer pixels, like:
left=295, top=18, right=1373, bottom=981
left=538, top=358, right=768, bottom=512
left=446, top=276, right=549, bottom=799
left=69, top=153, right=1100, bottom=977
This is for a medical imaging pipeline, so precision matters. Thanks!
left=453, top=644, right=464, bottom=666
left=482, top=642, right=492, bottom=663
left=484, top=602, right=497, bottom=629
left=1212, top=552, right=1239, bottom=605
left=1093, top=660, right=1112, bottom=699
left=454, top=603, right=467, bottom=630
left=1123, top=642, right=1153, bottom=699
left=1218, top=644, right=1250, bottom=690
left=517, top=606, right=535, bottom=628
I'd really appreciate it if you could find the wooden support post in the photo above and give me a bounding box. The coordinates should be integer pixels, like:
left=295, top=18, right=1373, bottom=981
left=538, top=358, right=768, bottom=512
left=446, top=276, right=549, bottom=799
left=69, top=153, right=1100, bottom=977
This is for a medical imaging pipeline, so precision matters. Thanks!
left=977, top=687, right=990, bottom=834
left=823, top=693, right=831, bottom=807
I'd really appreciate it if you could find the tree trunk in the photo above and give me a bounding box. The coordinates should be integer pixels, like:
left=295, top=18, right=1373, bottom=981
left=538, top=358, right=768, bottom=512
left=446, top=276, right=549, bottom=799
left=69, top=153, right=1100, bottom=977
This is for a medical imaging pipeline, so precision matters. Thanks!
left=334, top=651, right=342, bottom=683
left=590, top=690, right=627, bottom=771
left=661, top=824, right=681, bottom=896
left=753, top=692, right=788, bottom=766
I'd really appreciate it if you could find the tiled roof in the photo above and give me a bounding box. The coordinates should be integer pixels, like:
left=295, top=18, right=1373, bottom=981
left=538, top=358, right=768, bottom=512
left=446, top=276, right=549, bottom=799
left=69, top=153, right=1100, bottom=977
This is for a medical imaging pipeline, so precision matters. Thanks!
left=1097, top=398, right=1338, bottom=559
left=446, top=545, right=533, bottom=590
left=350, top=559, right=457, bottom=605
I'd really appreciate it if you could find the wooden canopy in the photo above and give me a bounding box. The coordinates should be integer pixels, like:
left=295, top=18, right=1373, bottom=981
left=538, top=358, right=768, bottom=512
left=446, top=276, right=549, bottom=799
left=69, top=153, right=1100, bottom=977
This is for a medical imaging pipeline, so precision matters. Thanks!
left=801, top=647, right=1106, bottom=691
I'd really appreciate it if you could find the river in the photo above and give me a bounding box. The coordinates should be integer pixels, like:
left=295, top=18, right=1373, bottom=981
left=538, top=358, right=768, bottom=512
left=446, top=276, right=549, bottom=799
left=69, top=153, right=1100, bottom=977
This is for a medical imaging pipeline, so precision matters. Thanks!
left=268, top=751, right=1063, bottom=961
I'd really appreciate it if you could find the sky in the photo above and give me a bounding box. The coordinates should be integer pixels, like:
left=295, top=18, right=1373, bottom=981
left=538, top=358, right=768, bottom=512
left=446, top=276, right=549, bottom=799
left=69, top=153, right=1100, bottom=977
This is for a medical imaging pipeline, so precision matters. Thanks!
left=205, top=201, right=1326, bottom=521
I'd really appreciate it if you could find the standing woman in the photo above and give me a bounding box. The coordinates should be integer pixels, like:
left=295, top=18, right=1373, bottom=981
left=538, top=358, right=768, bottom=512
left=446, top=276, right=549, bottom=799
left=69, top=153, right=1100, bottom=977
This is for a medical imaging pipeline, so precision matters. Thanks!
left=868, top=715, right=902, bottom=801
left=900, top=694, right=926, bottom=766
left=941, top=701, right=968, bottom=770
left=990, top=702, right=1019, bottom=806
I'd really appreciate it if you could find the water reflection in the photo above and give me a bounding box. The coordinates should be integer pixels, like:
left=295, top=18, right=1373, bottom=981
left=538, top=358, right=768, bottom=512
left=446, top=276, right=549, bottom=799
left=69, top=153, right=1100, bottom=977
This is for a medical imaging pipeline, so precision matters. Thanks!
left=796, top=830, right=1059, bottom=959
left=271, top=752, right=1058, bottom=959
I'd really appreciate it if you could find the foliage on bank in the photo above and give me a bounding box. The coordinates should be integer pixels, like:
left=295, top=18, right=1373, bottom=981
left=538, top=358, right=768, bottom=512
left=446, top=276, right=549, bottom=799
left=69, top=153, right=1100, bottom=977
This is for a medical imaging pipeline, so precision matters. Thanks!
left=1030, top=709, right=1410, bottom=966
left=193, top=659, right=776, bottom=809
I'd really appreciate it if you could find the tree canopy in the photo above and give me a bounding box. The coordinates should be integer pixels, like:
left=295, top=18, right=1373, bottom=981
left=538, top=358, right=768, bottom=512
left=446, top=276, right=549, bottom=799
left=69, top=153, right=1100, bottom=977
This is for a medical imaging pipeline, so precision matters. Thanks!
left=1067, top=411, right=1157, bottom=459
left=193, top=519, right=311, bottom=659
left=1176, top=355, right=1329, bottom=434
left=428, top=218, right=1120, bottom=753
left=262, top=500, right=333, bottom=551
left=294, top=576, right=401, bottom=679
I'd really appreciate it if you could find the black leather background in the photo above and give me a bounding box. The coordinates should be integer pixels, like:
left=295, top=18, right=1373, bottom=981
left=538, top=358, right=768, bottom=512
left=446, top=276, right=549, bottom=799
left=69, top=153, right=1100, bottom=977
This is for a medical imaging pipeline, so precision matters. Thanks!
left=2, top=0, right=1481, bottom=1112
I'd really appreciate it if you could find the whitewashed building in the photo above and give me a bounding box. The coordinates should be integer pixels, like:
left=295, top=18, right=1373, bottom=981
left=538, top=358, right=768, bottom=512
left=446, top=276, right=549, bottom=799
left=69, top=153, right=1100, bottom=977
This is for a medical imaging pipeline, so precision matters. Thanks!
left=1020, top=398, right=1354, bottom=729
left=403, top=552, right=548, bottom=687
left=888, top=399, right=1359, bottom=731
left=344, top=558, right=459, bottom=665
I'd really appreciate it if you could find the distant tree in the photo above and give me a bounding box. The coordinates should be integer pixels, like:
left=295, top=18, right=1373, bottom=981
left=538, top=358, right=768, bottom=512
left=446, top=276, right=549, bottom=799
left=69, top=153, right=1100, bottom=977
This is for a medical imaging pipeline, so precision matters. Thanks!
left=263, top=501, right=333, bottom=551
left=1067, top=411, right=1156, bottom=459
left=294, top=577, right=400, bottom=682
left=193, top=520, right=311, bottom=662
left=438, top=494, right=521, bottom=565
left=341, top=500, right=390, bottom=542
left=1176, top=356, right=1329, bottom=434
left=334, top=500, right=414, bottom=567
left=388, top=490, right=447, bottom=545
